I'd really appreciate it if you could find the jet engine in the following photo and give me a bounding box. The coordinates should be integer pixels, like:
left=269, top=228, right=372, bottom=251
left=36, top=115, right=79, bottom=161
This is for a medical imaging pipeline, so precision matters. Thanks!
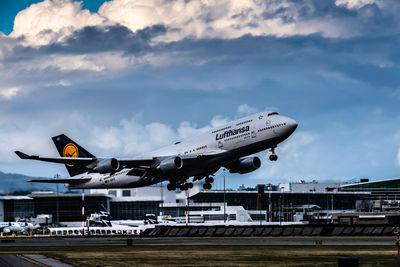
left=159, top=156, right=183, bottom=173
left=227, top=157, right=261, bottom=174
left=94, top=158, right=119, bottom=174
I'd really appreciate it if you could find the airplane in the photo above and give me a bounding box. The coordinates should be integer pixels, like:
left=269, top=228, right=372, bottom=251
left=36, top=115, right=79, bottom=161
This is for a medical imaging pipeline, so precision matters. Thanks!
left=0, top=221, right=36, bottom=235
left=48, top=204, right=146, bottom=236
left=15, top=111, right=297, bottom=191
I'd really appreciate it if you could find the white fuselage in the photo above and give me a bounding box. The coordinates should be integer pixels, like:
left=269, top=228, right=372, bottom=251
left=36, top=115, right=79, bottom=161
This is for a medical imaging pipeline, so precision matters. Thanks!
left=0, top=221, right=35, bottom=234
left=67, top=112, right=297, bottom=189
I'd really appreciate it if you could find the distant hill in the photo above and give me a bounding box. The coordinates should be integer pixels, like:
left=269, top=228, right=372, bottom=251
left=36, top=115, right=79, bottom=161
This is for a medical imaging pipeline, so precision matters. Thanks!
left=0, top=171, right=64, bottom=195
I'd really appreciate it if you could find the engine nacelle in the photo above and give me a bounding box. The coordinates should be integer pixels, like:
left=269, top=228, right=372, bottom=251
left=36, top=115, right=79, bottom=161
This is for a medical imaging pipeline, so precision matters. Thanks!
left=228, top=157, right=261, bottom=174
left=159, top=156, right=183, bottom=173
left=95, top=158, right=119, bottom=174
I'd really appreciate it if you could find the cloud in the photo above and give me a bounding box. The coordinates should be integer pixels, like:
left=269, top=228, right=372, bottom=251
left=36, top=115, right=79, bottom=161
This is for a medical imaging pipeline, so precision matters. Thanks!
left=1, top=0, right=400, bottom=100
left=237, top=104, right=257, bottom=116
left=10, top=0, right=107, bottom=46
left=397, top=147, right=400, bottom=166
left=0, top=87, right=20, bottom=99
left=177, top=122, right=211, bottom=140
left=42, top=24, right=167, bottom=55
left=89, top=119, right=176, bottom=156
left=9, top=0, right=400, bottom=49
left=335, top=0, right=377, bottom=9
left=108, top=0, right=400, bottom=39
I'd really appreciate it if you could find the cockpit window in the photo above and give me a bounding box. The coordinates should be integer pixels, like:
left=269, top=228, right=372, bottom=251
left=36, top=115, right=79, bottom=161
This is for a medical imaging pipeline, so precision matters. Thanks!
left=267, top=112, right=279, bottom=116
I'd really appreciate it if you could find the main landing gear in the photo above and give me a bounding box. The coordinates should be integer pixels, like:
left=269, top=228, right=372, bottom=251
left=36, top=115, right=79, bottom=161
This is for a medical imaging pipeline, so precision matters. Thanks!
left=167, top=182, right=193, bottom=191
left=167, top=174, right=215, bottom=191
left=269, top=146, right=278, bottom=161
left=203, top=176, right=214, bottom=190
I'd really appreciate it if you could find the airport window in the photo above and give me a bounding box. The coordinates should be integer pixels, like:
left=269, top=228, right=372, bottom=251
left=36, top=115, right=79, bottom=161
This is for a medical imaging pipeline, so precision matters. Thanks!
left=122, top=190, right=131, bottom=197
left=108, top=190, right=117, bottom=197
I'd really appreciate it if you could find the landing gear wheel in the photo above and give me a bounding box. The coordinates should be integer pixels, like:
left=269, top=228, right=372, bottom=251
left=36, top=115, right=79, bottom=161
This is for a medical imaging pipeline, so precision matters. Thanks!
left=187, top=182, right=194, bottom=189
left=205, top=177, right=214, bottom=184
left=203, top=183, right=212, bottom=190
left=179, top=184, right=189, bottom=191
left=167, top=183, right=176, bottom=191
left=269, top=154, right=278, bottom=161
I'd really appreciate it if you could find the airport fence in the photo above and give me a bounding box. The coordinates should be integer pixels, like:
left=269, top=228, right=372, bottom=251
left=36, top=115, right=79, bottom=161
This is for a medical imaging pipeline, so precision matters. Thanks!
left=141, top=224, right=396, bottom=237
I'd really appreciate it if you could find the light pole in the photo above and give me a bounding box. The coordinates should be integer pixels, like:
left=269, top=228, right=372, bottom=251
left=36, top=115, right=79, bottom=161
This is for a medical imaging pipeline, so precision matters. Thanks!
left=223, top=168, right=226, bottom=223
left=267, top=184, right=272, bottom=222
left=54, top=174, right=60, bottom=223
left=160, top=182, right=164, bottom=217
left=280, top=187, right=284, bottom=223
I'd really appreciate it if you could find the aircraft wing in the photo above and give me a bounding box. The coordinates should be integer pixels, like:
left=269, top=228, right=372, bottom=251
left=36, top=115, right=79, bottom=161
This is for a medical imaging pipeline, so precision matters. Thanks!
left=118, top=158, right=157, bottom=168
left=188, top=150, right=227, bottom=157
left=118, top=149, right=227, bottom=168
left=16, top=149, right=227, bottom=174
left=28, top=178, right=91, bottom=184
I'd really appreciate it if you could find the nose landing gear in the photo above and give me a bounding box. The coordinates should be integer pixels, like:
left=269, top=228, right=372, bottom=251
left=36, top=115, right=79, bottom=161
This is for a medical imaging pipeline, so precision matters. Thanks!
left=269, top=146, right=278, bottom=161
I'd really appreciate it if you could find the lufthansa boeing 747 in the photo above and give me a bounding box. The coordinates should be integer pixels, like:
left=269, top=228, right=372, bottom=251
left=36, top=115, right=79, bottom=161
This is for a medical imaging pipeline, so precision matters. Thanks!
left=15, top=112, right=297, bottom=191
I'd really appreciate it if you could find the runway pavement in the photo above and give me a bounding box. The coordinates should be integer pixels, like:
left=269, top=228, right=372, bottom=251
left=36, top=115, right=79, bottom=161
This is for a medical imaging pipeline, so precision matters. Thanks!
left=0, top=237, right=396, bottom=247
left=0, top=254, right=74, bottom=267
left=0, top=254, right=41, bottom=267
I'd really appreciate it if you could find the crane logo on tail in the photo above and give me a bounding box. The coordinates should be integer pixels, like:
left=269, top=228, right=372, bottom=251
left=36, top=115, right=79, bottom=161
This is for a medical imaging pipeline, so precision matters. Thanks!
left=63, top=143, right=79, bottom=166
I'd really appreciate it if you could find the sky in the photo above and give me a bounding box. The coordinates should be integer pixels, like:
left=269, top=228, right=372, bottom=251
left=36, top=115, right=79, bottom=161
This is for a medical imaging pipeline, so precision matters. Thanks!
left=0, top=0, right=400, bottom=189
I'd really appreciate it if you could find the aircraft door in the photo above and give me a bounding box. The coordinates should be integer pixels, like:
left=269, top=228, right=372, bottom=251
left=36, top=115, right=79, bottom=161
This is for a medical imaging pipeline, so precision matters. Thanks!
left=218, top=141, right=223, bottom=148
left=251, top=127, right=257, bottom=138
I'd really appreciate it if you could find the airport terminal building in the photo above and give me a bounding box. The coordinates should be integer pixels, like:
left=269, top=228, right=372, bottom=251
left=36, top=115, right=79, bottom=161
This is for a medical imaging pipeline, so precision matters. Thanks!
left=1, top=178, right=400, bottom=223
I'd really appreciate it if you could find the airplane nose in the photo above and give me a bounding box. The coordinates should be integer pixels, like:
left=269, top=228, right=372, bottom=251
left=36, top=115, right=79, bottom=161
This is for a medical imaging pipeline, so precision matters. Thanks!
left=286, top=118, right=298, bottom=134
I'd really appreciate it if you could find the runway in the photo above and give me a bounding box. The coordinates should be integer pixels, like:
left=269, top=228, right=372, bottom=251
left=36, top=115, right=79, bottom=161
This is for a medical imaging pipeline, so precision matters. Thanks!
left=0, top=254, right=73, bottom=267
left=0, top=237, right=395, bottom=247
left=0, top=255, right=41, bottom=267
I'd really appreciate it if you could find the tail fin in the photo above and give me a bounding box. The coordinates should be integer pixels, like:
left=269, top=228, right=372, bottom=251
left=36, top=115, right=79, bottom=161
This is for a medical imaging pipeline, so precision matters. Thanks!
left=52, top=134, right=96, bottom=177
left=99, top=204, right=110, bottom=215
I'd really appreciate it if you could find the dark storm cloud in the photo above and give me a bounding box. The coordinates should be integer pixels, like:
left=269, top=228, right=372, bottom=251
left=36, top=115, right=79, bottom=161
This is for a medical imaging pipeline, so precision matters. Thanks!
left=291, top=0, right=356, bottom=18
left=262, top=0, right=399, bottom=38
left=4, top=24, right=167, bottom=62
left=160, top=33, right=400, bottom=90
left=49, top=24, right=167, bottom=54
left=263, top=0, right=356, bottom=23
left=2, top=0, right=400, bottom=92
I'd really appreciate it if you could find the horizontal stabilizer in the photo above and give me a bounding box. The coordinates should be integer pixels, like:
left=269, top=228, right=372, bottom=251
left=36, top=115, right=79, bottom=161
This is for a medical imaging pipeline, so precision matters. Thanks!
left=15, top=151, right=38, bottom=160
left=15, top=151, right=96, bottom=165
left=28, top=178, right=91, bottom=184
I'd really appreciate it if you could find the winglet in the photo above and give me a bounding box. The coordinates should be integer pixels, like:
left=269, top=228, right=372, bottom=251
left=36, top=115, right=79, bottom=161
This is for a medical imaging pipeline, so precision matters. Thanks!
left=15, top=151, right=39, bottom=160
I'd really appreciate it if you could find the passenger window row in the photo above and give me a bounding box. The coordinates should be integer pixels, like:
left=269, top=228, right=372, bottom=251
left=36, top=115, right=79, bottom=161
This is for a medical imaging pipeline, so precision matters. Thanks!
left=236, top=119, right=253, bottom=126
left=258, top=123, right=286, bottom=132
left=212, top=126, right=231, bottom=134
